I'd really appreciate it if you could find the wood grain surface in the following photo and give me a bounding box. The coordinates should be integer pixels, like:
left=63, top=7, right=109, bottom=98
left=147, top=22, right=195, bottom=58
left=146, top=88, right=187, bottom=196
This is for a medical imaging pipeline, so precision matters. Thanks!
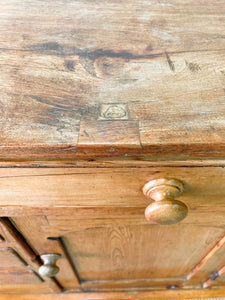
left=62, top=225, right=224, bottom=282
left=1, top=0, right=225, bottom=297
left=0, top=0, right=225, bottom=160
left=0, top=166, right=225, bottom=209
left=0, top=290, right=225, bottom=300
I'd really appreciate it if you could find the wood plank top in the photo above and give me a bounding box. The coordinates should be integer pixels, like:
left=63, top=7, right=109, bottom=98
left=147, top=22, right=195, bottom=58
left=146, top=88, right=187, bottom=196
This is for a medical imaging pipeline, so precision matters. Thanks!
left=0, top=0, right=225, bottom=160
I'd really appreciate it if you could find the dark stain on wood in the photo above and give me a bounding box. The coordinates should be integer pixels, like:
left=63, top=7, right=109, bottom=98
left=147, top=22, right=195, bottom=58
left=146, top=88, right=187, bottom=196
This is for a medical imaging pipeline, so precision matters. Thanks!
left=145, top=44, right=153, bottom=51
left=80, top=58, right=97, bottom=78
left=28, top=96, right=99, bottom=130
left=47, top=237, right=59, bottom=240
left=185, top=61, right=201, bottom=72
left=165, top=51, right=175, bottom=71
left=209, top=270, right=219, bottom=281
left=83, top=130, right=89, bottom=137
left=30, top=95, right=73, bottom=111
left=30, top=96, right=85, bottom=113
left=29, top=42, right=161, bottom=61
left=167, top=284, right=179, bottom=290
left=64, top=60, right=75, bottom=71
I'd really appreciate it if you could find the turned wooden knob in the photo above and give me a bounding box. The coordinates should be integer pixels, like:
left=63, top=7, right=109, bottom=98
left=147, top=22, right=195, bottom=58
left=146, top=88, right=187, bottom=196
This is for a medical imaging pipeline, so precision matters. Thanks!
left=39, top=254, right=61, bottom=277
left=143, top=178, right=188, bottom=225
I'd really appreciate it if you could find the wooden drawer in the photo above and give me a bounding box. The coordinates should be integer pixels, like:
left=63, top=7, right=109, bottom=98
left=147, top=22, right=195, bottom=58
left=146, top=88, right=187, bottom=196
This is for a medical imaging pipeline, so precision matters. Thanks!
left=0, top=166, right=225, bottom=222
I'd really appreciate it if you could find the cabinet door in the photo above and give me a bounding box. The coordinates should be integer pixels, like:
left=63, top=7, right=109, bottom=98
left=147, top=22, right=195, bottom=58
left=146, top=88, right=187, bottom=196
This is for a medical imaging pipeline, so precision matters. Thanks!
left=11, top=213, right=225, bottom=292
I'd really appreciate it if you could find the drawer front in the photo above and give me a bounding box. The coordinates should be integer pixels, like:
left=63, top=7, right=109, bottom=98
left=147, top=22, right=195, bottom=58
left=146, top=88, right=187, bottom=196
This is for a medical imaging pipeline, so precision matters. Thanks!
left=0, top=167, right=225, bottom=212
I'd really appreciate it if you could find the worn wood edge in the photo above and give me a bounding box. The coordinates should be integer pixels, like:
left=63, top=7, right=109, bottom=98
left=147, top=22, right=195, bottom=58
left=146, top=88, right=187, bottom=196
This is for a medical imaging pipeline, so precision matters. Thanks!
left=0, top=289, right=225, bottom=299
left=203, top=265, right=225, bottom=289
left=0, top=158, right=225, bottom=168
left=80, top=276, right=186, bottom=290
left=0, top=143, right=225, bottom=161
left=187, top=235, right=225, bottom=281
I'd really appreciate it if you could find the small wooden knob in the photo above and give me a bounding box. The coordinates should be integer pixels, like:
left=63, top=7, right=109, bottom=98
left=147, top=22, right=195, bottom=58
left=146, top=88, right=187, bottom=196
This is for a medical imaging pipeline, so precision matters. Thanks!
left=143, top=178, right=188, bottom=225
left=39, top=254, right=61, bottom=277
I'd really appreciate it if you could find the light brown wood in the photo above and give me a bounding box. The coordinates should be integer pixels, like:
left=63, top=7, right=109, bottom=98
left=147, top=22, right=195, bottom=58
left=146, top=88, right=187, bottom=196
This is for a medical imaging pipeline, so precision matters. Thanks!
left=81, top=277, right=185, bottom=291
left=143, top=178, right=188, bottom=224
left=0, top=247, right=28, bottom=269
left=187, top=234, right=225, bottom=281
left=10, top=214, right=225, bottom=292
left=0, top=270, right=42, bottom=285
left=0, top=218, right=62, bottom=293
left=0, top=167, right=225, bottom=211
left=10, top=216, right=81, bottom=291
left=0, top=158, right=225, bottom=168
left=1, top=290, right=225, bottom=300
left=0, top=283, right=51, bottom=294
left=62, top=225, right=224, bottom=282
left=187, top=232, right=225, bottom=288
left=1, top=204, right=225, bottom=229
left=1, top=0, right=225, bottom=297
left=145, top=200, right=188, bottom=225
left=0, top=1, right=225, bottom=160
left=10, top=208, right=221, bottom=291
left=204, top=266, right=225, bottom=288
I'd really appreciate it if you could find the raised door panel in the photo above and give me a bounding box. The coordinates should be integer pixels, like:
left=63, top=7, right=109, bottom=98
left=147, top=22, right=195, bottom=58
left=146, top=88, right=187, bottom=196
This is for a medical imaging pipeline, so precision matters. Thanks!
left=62, top=225, right=223, bottom=281
left=11, top=214, right=225, bottom=291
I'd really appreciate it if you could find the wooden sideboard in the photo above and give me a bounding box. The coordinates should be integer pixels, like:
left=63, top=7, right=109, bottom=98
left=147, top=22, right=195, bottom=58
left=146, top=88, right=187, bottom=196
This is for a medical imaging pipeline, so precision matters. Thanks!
left=0, top=0, right=225, bottom=299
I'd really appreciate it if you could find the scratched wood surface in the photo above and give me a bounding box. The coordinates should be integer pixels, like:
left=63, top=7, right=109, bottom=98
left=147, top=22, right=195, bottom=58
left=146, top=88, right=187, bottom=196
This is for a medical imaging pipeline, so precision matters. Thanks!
left=0, top=0, right=225, bottom=160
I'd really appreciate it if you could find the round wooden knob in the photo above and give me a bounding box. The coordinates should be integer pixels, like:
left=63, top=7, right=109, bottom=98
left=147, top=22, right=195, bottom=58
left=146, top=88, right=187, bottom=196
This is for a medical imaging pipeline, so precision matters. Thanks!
left=39, top=254, right=61, bottom=277
left=143, top=178, right=188, bottom=225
